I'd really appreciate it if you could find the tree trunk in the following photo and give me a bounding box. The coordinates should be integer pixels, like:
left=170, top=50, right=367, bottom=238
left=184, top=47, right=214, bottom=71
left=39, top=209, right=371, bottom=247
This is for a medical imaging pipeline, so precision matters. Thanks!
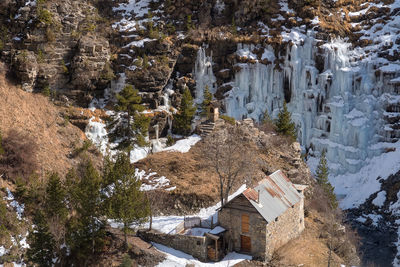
left=124, top=222, right=128, bottom=249
left=327, top=238, right=332, bottom=267
left=220, top=181, right=225, bottom=206
left=149, top=210, right=153, bottom=230
left=127, top=111, right=132, bottom=159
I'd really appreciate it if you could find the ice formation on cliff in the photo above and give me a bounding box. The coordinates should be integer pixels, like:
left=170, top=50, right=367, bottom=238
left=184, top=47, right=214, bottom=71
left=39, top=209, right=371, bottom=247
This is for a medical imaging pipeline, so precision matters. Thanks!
left=195, top=35, right=400, bottom=175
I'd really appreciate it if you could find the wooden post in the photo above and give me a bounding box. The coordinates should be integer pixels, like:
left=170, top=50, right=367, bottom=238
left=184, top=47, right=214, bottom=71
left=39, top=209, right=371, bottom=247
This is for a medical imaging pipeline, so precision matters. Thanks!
left=215, top=239, right=218, bottom=261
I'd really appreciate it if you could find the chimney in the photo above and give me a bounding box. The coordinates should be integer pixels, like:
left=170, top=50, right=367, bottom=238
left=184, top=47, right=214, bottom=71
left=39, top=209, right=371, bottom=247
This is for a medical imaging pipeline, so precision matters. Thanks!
left=257, top=190, right=260, bottom=204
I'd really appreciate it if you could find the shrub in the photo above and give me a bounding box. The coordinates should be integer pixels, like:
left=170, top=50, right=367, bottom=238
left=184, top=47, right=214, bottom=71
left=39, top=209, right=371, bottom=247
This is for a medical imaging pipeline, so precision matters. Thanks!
left=41, top=85, right=51, bottom=96
left=37, top=9, right=53, bottom=25
left=166, top=23, right=176, bottom=35
left=120, top=254, right=133, bottom=267
left=61, top=60, right=69, bottom=74
left=37, top=49, right=45, bottom=63
left=166, top=135, right=175, bottom=146
left=100, top=62, right=115, bottom=81
left=186, top=15, right=193, bottom=30
left=0, top=130, right=38, bottom=182
left=45, top=28, right=56, bottom=42
left=72, top=140, right=93, bottom=157
left=220, top=115, right=235, bottom=125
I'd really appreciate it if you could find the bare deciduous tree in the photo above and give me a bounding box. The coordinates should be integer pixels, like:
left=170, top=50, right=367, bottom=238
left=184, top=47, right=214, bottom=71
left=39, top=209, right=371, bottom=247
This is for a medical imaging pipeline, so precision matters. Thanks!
left=202, top=124, right=255, bottom=206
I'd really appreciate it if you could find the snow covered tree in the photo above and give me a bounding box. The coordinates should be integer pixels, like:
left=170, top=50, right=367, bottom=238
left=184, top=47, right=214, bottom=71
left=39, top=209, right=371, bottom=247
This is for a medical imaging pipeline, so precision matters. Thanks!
left=275, top=102, right=297, bottom=140
left=173, top=87, right=196, bottom=135
left=104, top=153, right=149, bottom=248
left=108, top=84, right=150, bottom=151
left=199, top=86, right=213, bottom=118
left=26, top=211, right=56, bottom=267
left=316, top=150, right=338, bottom=209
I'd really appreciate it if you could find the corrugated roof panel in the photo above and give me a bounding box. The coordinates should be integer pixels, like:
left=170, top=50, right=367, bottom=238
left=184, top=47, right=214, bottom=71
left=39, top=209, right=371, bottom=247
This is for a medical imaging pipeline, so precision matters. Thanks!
left=240, top=170, right=303, bottom=223
left=243, top=188, right=258, bottom=202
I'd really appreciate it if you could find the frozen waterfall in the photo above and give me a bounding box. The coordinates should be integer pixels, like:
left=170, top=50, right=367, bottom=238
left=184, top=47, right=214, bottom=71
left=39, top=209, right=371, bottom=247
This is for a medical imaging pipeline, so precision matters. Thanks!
left=194, top=47, right=217, bottom=104
left=195, top=37, right=400, bottom=175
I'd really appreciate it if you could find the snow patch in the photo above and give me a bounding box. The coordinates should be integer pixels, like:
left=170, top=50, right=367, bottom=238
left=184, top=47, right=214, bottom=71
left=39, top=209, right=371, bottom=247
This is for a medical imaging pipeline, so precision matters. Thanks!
left=163, top=135, right=201, bottom=153
left=154, top=242, right=252, bottom=267
left=372, top=191, right=386, bottom=208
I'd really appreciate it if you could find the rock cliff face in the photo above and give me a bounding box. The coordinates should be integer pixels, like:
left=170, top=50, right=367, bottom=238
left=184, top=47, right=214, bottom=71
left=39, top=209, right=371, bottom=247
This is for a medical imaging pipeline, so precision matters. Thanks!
left=1, top=0, right=112, bottom=104
left=2, top=1, right=399, bottom=174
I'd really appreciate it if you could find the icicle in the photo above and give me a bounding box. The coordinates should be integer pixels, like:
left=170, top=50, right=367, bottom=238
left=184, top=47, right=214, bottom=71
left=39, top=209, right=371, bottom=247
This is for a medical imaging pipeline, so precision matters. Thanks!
left=194, top=46, right=217, bottom=104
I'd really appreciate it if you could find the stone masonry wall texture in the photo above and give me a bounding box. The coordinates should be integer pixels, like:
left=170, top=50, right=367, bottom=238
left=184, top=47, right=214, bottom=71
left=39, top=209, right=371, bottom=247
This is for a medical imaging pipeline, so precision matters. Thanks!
left=219, top=205, right=267, bottom=260
left=218, top=195, right=305, bottom=261
left=264, top=200, right=305, bottom=260
left=137, top=230, right=208, bottom=262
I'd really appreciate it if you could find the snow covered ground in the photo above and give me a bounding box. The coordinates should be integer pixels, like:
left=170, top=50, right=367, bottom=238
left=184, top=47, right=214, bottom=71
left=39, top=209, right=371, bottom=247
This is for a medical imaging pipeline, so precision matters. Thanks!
left=85, top=114, right=201, bottom=164
left=154, top=243, right=252, bottom=267
left=162, top=135, right=201, bottom=153
left=308, top=140, right=400, bottom=266
left=0, top=264, right=25, bottom=267
left=307, top=140, right=400, bottom=210
left=109, top=184, right=247, bottom=234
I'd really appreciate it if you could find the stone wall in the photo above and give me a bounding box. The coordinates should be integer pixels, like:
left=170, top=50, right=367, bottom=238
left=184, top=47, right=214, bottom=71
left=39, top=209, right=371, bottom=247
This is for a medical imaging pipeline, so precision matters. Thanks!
left=264, top=199, right=305, bottom=260
left=218, top=194, right=305, bottom=261
left=137, top=230, right=208, bottom=262
left=218, top=195, right=267, bottom=260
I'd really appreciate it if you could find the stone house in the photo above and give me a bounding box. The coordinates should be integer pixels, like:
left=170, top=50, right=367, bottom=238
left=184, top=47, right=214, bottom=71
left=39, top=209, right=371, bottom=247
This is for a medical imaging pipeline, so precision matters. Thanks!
left=218, top=170, right=306, bottom=260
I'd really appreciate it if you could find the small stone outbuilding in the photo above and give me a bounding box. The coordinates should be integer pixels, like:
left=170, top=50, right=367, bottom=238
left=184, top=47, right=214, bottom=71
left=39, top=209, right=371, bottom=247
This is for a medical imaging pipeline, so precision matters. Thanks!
left=218, top=170, right=306, bottom=261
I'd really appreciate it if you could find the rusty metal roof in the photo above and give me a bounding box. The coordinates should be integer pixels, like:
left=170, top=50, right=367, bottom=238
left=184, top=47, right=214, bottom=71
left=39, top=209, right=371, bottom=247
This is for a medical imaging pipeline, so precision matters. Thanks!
left=242, top=170, right=304, bottom=223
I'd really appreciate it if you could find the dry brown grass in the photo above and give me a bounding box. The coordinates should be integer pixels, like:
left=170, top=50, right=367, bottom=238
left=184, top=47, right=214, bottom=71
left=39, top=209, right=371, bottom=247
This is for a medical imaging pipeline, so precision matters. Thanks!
left=275, top=211, right=347, bottom=267
left=0, top=129, right=38, bottom=182
left=0, top=63, right=102, bottom=180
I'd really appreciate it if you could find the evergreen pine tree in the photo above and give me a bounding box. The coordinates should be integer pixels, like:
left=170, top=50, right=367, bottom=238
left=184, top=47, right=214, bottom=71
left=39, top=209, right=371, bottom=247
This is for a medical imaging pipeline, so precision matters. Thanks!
left=66, top=160, right=106, bottom=261
left=132, top=113, right=150, bottom=147
left=108, top=84, right=149, bottom=151
left=316, top=150, right=338, bottom=209
left=173, top=87, right=196, bottom=135
left=0, top=200, right=9, bottom=238
left=200, top=86, right=213, bottom=118
left=26, top=211, right=55, bottom=267
left=44, top=172, right=67, bottom=220
left=120, top=254, right=133, bottom=267
left=104, top=153, right=149, bottom=248
left=275, top=102, right=297, bottom=140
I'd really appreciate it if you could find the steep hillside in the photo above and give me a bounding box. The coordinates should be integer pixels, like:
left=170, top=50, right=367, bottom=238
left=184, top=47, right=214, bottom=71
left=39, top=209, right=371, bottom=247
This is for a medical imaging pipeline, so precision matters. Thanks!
left=0, top=62, right=99, bottom=178
left=0, top=0, right=399, bottom=266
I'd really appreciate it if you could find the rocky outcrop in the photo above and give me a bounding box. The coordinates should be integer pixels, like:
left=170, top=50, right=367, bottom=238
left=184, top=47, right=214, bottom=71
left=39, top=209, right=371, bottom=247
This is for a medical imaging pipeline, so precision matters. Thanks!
left=71, top=35, right=111, bottom=92
left=11, top=50, right=38, bottom=92
left=2, top=0, right=112, bottom=104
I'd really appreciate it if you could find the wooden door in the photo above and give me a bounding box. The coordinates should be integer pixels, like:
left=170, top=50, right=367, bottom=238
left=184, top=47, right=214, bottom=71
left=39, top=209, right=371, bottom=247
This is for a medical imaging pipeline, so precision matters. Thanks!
left=241, top=214, right=249, bottom=233
left=241, top=235, right=251, bottom=253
